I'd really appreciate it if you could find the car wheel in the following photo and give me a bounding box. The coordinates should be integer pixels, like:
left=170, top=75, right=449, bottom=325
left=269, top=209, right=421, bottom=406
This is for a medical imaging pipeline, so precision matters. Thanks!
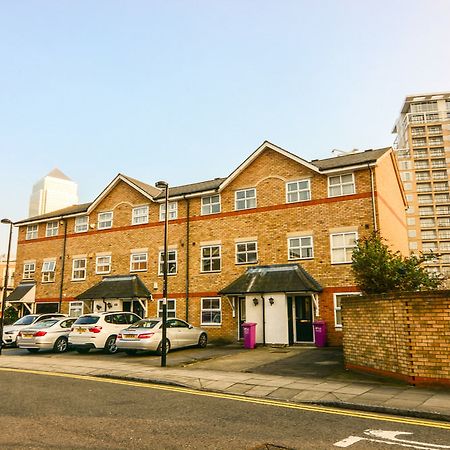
left=156, top=339, right=170, bottom=356
left=76, top=347, right=90, bottom=354
left=104, top=335, right=118, bottom=354
left=27, top=348, right=40, bottom=353
left=197, top=333, right=208, bottom=348
left=53, top=337, right=68, bottom=353
left=125, top=349, right=137, bottom=356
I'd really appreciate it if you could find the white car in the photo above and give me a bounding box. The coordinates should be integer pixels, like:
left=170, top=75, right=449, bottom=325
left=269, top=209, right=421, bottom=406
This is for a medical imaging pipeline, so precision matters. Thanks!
left=117, top=318, right=208, bottom=355
left=2, top=313, right=66, bottom=347
left=17, top=317, right=77, bottom=353
left=68, top=312, right=141, bottom=354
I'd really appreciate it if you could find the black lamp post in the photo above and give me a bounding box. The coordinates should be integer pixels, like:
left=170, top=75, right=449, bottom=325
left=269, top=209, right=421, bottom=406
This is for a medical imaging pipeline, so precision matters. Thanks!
left=155, top=181, right=169, bottom=367
left=0, top=218, right=13, bottom=355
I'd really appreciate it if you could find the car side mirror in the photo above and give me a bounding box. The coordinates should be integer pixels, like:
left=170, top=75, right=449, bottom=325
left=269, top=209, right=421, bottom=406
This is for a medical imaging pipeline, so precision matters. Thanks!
left=189, top=325, right=193, bottom=329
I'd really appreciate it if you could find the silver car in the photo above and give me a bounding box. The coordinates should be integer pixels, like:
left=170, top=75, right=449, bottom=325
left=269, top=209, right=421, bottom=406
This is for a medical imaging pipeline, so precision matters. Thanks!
left=2, top=313, right=67, bottom=347
left=117, top=318, right=208, bottom=355
left=17, top=317, right=77, bottom=353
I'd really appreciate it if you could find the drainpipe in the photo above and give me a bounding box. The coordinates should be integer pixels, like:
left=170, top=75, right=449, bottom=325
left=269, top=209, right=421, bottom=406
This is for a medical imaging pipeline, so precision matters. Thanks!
left=261, top=294, right=266, bottom=346
left=58, top=218, right=68, bottom=312
left=368, top=163, right=378, bottom=232
left=185, top=196, right=190, bottom=322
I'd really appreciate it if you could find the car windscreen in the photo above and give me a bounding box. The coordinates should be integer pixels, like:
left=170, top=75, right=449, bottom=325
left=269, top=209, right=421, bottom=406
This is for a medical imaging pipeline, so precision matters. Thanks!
left=129, top=320, right=159, bottom=329
left=14, top=315, right=39, bottom=326
left=32, top=319, right=59, bottom=328
left=73, top=316, right=100, bottom=325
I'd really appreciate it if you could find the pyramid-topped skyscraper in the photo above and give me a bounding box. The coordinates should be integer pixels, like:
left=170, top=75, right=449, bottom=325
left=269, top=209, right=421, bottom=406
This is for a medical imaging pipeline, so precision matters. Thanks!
left=28, top=168, right=79, bottom=217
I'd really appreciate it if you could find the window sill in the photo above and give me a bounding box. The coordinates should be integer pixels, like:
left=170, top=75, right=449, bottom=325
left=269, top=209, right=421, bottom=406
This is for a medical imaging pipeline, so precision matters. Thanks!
left=201, top=323, right=222, bottom=327
left=235, top=261, right=258, bottom=265
left=288, top=257, right=314, bottom=261
left=130, top=269, right=148, bottom=273
left=331, top=261, right=352, bottom=265
left=200, top=271, right=221, bottom=274
left=71, top=279, right=86, bottom=282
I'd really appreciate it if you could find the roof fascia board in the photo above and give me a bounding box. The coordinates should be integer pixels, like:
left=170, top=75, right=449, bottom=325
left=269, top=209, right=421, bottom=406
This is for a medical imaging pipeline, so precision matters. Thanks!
left=319, top=162, right=378, bottom=174
left=219, top=141, right=320, bottom=191
left=87, top=174, right=155, bottom=214
left=14, top=210, right=91, bottom=227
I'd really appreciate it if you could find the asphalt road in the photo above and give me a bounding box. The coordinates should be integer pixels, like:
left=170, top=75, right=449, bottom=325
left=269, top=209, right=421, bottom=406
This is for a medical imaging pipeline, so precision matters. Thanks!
left=0, top=370, right=449, bottom=450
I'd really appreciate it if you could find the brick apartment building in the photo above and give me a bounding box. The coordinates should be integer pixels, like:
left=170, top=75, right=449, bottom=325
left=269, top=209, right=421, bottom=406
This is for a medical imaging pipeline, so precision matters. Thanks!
left=9, top=141, right=408, bottom=346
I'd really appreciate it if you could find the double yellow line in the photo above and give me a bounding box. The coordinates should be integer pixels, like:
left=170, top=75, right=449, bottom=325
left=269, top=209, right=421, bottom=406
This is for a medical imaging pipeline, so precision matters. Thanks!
left=1, top=367, right=449, bottom=430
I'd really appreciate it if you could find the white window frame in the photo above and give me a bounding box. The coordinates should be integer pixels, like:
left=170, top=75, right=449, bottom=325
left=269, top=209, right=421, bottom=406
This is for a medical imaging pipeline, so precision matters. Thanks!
left=330, top=231, right=358, bottom=264
left=26, top=225, right=38, bottom=240
left=286, top=179, right=311, bottom=203
left=130, top=252, right=148, bottom=272
left=288, top=236, right=314, bottom=260
left=96, top=255, right=111, bottom=274
left=157, top=299, right=176, bottom=318
left=201, top=194, right=221, bottom=215
left=41, top=260, right=56, bottom=283
left=201, top=245, right=221, bottom=273
left=159, top=202, right=178, bottom=221
left=201, top=297, right=222, bottom=326
left=132, top=205, right=149, bottom=225
left=72, top=258, right=87, bottom=281
left=235, top=241, right=258, bottom=265
left=98, top=211, right=113, bottom=230
left=235, top=188, right=256, bottom=211
left=74, top=216, right=89, bottom=233
left=69, top=301, right=84, bottom=317
left=23, top=262, right=36, bottom=280
left=334, top=292, right=361, bottom=329
left=45, top=221, right=59, bottom=237
left=158, top=250, right=177, bottom=275
left=328, top=173, right=355, bottom=197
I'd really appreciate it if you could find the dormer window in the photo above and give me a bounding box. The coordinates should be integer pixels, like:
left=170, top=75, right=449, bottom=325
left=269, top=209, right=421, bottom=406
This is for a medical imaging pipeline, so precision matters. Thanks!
left=328, top=173, right=355, bottom=197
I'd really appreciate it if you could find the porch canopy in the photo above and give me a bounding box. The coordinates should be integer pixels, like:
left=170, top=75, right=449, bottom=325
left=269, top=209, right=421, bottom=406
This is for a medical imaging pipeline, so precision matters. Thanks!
left=76, top=275, right=152, bottom=301
left=219, top=264, right=322, bottom=295
left=6, top=282, right=36, bottom=303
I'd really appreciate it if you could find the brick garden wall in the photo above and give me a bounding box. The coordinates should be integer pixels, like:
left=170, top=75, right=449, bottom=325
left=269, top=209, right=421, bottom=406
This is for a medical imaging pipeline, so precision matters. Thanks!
left=342, top=291, right=450, bottom=386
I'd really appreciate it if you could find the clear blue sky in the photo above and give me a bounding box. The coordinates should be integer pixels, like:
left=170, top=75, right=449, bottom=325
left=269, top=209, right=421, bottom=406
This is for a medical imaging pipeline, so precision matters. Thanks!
left=1, top=0, right=450, bottom=255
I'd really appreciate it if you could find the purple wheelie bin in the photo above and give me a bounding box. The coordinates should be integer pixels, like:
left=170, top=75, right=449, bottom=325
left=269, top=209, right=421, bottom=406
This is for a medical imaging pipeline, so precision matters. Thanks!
left=313, top=320, right=327, bottom=347
left=242, top=322, right=257, bottom=349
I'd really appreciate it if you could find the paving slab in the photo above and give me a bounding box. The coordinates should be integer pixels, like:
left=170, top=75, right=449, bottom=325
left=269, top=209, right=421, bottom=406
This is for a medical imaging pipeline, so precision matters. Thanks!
left=267, top=387, right=303, bottom=400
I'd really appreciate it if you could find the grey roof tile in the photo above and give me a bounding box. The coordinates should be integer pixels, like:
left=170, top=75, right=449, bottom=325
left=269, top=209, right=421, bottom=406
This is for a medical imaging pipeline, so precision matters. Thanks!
left=76, top=275, right=152, bottom=300
left=310, top=147, right=391, bottom=171
left=6, top=282, right=35, bottom=302
left=219, top=264, right=322, bottom=295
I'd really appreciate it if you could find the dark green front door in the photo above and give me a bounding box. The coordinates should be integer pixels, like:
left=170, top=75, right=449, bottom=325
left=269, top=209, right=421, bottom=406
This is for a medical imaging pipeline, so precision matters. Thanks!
left=289, top=295, right=313, bottom=342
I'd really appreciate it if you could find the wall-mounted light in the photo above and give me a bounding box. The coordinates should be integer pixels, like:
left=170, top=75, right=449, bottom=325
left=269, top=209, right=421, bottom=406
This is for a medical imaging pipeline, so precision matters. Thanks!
left=253, top=297, right=259, bottom=306
left=268, top=297, right=274, bottom=306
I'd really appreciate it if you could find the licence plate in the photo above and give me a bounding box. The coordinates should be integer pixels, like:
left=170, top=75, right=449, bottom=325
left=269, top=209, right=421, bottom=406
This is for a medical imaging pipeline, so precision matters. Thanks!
left=76, top=327, right=87, bottom=333
left=22, top=334, right=33, bottom=339
left=123, top=334, right=136, bottom=339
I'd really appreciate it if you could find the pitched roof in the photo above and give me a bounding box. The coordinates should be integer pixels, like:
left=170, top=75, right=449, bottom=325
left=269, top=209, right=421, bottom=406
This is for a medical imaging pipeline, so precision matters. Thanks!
left=14, top=202, right=92, bottom=225
left=219, top=264, right=322, bottom=295
left=46, top=168, right=72, bottom=181
left=75, top=275, right=152, bottom=300
left=310, top=147, right=390, bottom=171
left=6, top=282, right=36, bottom=302
left=155, top=178, right=226, bottom=199
left=121, top=174, right=161, bottom=197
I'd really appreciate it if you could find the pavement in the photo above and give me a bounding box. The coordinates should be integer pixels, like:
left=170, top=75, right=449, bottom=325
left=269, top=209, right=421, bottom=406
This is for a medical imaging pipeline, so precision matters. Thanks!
left=1, top=344, right=449, bottom=422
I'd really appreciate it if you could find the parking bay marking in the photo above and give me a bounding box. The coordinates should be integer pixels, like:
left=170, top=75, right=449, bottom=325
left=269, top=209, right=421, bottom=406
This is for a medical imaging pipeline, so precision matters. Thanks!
left=334, top=429, right=450, bottom=448
left=0, top=367, right=449, bottom=431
